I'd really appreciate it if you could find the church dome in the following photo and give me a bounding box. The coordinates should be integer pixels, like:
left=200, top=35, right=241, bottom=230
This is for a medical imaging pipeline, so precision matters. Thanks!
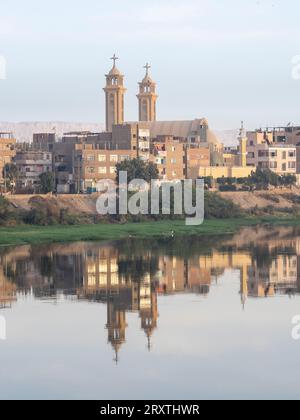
left=109, top=66, right=121, bottom=76
left=142, top=74, right=154, bottom=84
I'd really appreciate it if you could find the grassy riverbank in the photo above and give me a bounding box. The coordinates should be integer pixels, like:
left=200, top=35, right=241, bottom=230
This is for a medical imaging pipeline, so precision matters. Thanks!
left=0, top=217, right=300, bottom=246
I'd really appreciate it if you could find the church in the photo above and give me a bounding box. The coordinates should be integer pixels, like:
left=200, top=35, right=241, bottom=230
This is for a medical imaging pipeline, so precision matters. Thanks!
left=103, top=54, right=220, bottom=149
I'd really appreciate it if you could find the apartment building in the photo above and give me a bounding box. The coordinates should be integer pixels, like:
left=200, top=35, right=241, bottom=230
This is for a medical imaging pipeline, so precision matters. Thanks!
left=15, top=151, right=52, bottom=192
left=257, top=144, right=296, bottom=174
left=111, top=123, right=151, bottom=161
left=73, top=144, right=135, bottom=192
left=32, top=133, right=56, bottom=152
left=186, top=147, right=210, bottom=179
left=0, top=132, right=16, bottom=187
left=151, top=139, right=186, bottom=180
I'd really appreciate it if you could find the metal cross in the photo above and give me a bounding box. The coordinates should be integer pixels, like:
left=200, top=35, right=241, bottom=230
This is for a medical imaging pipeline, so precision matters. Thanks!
left=111, top=54, right=119, bottom=67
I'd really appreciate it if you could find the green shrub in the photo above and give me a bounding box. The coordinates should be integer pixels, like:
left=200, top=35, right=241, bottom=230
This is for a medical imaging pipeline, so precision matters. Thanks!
left=204, top=192, right=244, bottom=219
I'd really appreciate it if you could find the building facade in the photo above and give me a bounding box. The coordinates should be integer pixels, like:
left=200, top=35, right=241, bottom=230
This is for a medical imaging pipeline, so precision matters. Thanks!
left=0, top=132, right=16, bottom=187
left=15, top=151, right=52, bottom=192
left=73, top=144, right=135, bottom=192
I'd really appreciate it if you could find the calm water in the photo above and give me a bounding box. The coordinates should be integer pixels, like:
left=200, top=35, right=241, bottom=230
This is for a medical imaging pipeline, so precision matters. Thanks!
left=1, top=226, right=300, bottom=400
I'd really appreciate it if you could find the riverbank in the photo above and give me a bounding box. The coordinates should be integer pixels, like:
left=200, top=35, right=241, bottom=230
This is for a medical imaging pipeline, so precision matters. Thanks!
left=1, top=217, right=300, bottom=246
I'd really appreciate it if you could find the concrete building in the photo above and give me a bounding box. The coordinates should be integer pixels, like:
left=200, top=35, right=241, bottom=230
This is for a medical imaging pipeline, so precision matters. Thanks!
left=73, top=144, right=135, bottom=192
left=0, top=132, right=16, bottom=187
left=186, top=147, right=210, bottom=179
left=247, top=133, right=296, bottom=175
left=199, top=124, right=254, bottom=179
left=15, top=151, right=52, bottom=192
left=32, top=133, right=56, bottom=152
left=103, top=55, right=126, bottom=132
left=137, top=63, right=158, bottom=122
left=152, top=139, right=186, bottom=180
left=257, top=126, right=300, bottom=146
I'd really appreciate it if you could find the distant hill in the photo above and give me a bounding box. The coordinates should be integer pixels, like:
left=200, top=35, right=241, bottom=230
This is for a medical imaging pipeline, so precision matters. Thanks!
left=0, top=122, right=104, bottom=142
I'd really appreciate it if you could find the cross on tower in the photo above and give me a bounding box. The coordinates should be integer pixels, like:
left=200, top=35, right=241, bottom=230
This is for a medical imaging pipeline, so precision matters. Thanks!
left=144, top=63, right=151, bottom=75
left=111, top=54, right=119, bottom=67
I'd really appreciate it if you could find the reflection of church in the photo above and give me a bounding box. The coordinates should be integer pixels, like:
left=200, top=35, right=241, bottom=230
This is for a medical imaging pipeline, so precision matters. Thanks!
left=2, top=227, right=300, bottom=360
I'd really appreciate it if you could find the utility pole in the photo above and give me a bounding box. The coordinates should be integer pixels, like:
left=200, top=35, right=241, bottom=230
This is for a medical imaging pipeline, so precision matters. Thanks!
left=4, top=164, right=7, bottom=194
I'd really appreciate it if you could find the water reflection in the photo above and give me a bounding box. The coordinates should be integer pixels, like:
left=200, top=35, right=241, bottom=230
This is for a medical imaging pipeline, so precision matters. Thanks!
left=1, top=225, right=300, bottom=361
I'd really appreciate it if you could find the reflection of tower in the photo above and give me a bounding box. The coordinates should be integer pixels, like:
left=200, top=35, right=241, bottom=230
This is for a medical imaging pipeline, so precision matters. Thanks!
left=240, top=265, right=248, bottom=310
left=137, top=63, right=158, bottom=122
left=139, top=275, right=158, bottom=351
left=106, top=299, right=128, bottom=364
left=103, top=54, right=127, bottom=132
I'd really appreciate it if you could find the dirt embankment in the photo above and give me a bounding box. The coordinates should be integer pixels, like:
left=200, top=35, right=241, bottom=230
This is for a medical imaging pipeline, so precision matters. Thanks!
left=5, top=187, right=300, bottom=217
left=220, top=187, right=300, bottom=213
left=7, top=194, right=99, bottom=216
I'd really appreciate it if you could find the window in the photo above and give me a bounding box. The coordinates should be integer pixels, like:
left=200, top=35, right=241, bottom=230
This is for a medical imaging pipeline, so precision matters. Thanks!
left=172, top=147, right=176, bottom=152
left=120, top=155, right=129, bottom=161
left=269, top=162, right=277, bottom=169
left=288, top=162, right=296, bottom=169
left=98, top=167, right=107, bottom=174
left=289, top=151, right=296, bottom=158
left=171, top=158, right=177, bottom=164
left=87, top=167, right=95, bottom=174
left=282, top=163, right=287, bottom=171
left=269, top=151, right=277, bottom=158
left=110, top=167, right=116, bottom=174
left=98, top=155, right=106, bottom=162
left=258, top=150, right=268, bottom=158
left=110, top=155, right=118, bottom=162
left=282, top=151, right=287, bottom=160
left=87, top=155, right=95, bottom=161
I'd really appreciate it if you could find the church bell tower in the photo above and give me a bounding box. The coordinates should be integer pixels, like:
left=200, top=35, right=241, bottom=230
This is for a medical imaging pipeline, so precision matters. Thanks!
left=103, top=54, right=127, bottom=132
left=137, top=63, right=158, bottom=122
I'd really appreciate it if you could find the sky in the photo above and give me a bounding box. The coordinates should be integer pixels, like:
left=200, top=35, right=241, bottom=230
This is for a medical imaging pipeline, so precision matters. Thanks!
left=0, top=0, right=299, bottom=129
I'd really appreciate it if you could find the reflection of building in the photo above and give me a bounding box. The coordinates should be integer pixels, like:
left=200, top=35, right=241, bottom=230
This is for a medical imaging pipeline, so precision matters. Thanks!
left=0, top=273, right=16, bottom=309
left=157, top=256, right=212, bottom=295
left=106, top=301, right=127, bottom=364
left=139, top=274, right=158, bottom=350
left=2, top=229, right=300, bottom=360
left=247, top=254, right=298, bottom=298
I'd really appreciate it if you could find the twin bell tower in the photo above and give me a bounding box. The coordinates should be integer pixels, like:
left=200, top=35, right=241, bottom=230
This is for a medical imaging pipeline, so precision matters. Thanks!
left=103, top=54, right=158, bottom=132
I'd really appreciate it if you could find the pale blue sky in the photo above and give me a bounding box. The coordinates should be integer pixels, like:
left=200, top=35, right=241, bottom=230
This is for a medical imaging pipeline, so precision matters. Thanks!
left=0, top=0, right=299, bottom=129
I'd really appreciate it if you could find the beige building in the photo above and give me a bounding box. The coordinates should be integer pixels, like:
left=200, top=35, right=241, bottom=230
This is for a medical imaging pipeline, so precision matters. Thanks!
left=248, top=143, right=296, bottom=175
left=103, top=55, right=126, bottom=132
left=137, top=63, right=158, bottom=122
left=0, top=132, right=16, bottom=188
left=73, top=144, right=135, bottom=191
left=186, top=147, right=210, bottom=179
left=152, top=139, right=186, bottom=180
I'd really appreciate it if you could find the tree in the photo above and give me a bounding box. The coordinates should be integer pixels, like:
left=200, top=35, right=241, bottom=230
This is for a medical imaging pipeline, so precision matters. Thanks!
left=0, top=196, right=13, bottom=224
left=39, top=172, right=55, bottom=194
left=280, top=174, right=296, bottom=187
left=116, top=158, right=159, bottom=184
left=249, top=168, right=280, bottom=189
left=3, top=163, right=18, bottom=192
